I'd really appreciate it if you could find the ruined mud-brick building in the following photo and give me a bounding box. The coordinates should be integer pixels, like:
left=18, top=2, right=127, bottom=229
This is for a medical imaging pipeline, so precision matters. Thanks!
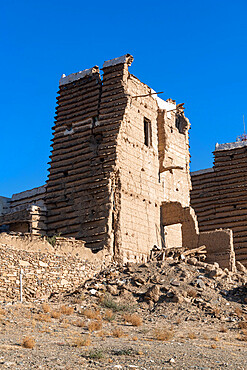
left=0, top=54, right=235, bottom=265
left=191, top=139, right=247, bottom=266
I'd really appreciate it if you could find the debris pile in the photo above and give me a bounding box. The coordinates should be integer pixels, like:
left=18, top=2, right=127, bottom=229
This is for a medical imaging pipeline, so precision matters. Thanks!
left=63, top=249, right=247, bottom=322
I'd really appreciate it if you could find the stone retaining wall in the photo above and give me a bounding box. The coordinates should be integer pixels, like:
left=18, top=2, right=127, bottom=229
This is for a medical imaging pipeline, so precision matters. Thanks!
left=0, top=243, right=109, bottom=302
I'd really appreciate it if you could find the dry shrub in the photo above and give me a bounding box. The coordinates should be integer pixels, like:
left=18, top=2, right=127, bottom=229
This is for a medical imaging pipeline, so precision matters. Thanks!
left=22, top=337, right=35, bottom=349
left=112, top=327, right=125, bottom=338
left=203, top=334, right=209, bottom=340
left=238, top=321, right=247, bottom=329
left=60, top=305, right=74, bottom=315
left=42, top=303, right=50, bottom=313
left=212, top=306, right=221, bottom=317
left=88, top=320, right=102, bottom=332
left=0, top=308, right=5, bottom=316
left=35, top=313, right=51, bottom=323
left=123, top=313, right=143, bottom=327
left=187, top=288, right=197, bottom=298
left=104, top=309, right=114, bottom=322
left=188, top=332, right=196, bottom=340
left=211, top=343, right=217, bottom=349
left=219, top=325, right=227, bottom=333
left=213, top=336, right=219, bottom=341
left=235, top=307, right=243, bottom=318
left=72, top=335, right=91, bottom=347
left=51, top=310, right=62, bottom=319
left=154, top=327, right=173, bottom=341
left=132, top=336, right=138, bottom=341
left=96, top=330, right=106, bottom=338
left=74, top=319, right=85, bottom=328
left=83, top=309, right=101, bottom=320
left=72, top=294, right=85, bottom=304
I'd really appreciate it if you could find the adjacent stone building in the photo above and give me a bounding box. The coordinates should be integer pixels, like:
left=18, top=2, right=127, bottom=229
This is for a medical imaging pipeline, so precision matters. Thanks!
left=191, top=139, right=247, bottom=266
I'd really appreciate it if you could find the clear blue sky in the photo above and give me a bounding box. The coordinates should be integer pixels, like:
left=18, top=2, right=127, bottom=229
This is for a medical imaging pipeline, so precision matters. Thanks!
left=1, top=0, right=247, bottom=197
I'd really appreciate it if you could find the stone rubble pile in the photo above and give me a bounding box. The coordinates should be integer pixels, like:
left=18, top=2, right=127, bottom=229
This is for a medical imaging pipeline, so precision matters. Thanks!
left=67, top=251, right=247, bottom=320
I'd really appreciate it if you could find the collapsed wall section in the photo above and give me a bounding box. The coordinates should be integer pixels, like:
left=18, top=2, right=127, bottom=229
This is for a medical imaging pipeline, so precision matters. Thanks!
left=191, top=142, right=247, bottom=266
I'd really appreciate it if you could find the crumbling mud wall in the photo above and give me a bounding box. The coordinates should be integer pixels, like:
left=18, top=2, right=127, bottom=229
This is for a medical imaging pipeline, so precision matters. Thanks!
left=115, top=72, right=163, bottom=262
left=198, top=229, right=236, bottom=271
left=158, top=103, right=191, bottom=208
left=191, top=141, right=247, bottom=266
left=0, top=54, right=199, bottom=263
left=46, top=58, right=132, bottom=253
left=0, top=187, right=46, bottom=235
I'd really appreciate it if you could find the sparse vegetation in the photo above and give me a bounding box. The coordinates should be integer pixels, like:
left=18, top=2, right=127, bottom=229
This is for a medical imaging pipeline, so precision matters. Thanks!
left=60, top=305, right=74, bottom=315
left=100, top=294, right=131, bottom=312
left=88, top=320, right=102, bottom=332
left=89, top=349, right=105, bottom=359
left=35, top=313, right=51, bottom=322
left=104, top=309, right=114, bottom=322
left=42, top=303, right=50, bottom=313
left=72, top=335, right=91, bottom=347
left=112, top=327, right=125, bottom=338
left=123, top=313, right=143, bottom=327
left=188, top=332, right=196, bottom=339
left=154, top=327, right=173, bottom=341
left=51, top=310, right=62, bottom=319
left=82, top=309, right=101, bottom=320
left=22, top=337, right=35, bottom=349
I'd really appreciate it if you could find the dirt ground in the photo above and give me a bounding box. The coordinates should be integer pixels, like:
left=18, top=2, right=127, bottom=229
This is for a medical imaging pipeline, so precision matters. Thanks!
left=0, top=257, right=246, bottom=369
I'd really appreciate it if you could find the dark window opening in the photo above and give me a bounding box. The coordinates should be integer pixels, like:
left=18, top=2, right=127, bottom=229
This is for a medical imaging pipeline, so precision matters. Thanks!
left=230, top=154, right=234, bottom=160
left=66, top=124, right=73, bottom=132
left=92, top=116, right=98, bottom=129
left=144, top=117, right=152, bottom=147
left=63, top=170, right=68, bottom=177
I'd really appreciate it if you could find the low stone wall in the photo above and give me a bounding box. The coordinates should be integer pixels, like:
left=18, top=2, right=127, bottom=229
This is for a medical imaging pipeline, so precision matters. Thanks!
left=0, top=237, right=110, bottom=302
left=198, top=229, right=236, bottom=271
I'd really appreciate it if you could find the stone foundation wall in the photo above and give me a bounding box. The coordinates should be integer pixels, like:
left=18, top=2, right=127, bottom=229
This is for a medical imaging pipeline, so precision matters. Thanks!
left=0, top=235, right=110, bottom=302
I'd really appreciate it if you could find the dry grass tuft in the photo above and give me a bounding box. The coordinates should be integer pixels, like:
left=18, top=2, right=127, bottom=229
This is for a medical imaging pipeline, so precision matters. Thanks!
left=238, top=321, right=247, bottom=329
left=112, top=327, right=125, bottom=338
left=132, top=336, right=138, bottom=341
left=212, top=306, right=221, bottom=317
left=211, top=343, right=217, bottom=349
left=213, top=336, right=219, bottom=341
left=154, top=327, right=173, bottom=341
left=104, top=309, right=114, bottom=322
left=51, top=310, right=62, bottom=319
left=73, top=319, right=85, bottom=328
left=219, top=325, right=227, bottom=333
left=187, top=288, right=197, bottom=298
left=188, top=332, right=196, bottom=340
left=203, top=333, right=209, bottom=340
left=88, top=320, right=102, bottom=332
left=0, top=308, right=5, bottom=316
left=235, top=307, right=243, bottom=318
left=83, top=308, right=101, bottom=320
left=72, top=335, right=91, bottom=347
left=123, top=313, right=143, bottom=327
left=60, top=305, right=74, bottom=315
left=35, top=313, right=51, bottom=322
left=22, top=337, right=35, bottom=349
left=42, top=303, right=50, bottom=313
